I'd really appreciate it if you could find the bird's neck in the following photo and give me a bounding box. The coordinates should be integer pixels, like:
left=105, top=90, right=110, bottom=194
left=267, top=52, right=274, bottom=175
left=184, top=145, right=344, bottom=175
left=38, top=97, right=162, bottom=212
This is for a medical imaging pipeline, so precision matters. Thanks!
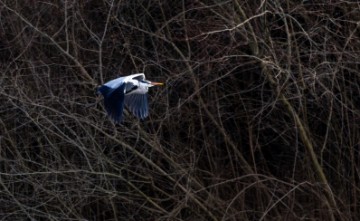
left=137, top=82, right=149, bottom=94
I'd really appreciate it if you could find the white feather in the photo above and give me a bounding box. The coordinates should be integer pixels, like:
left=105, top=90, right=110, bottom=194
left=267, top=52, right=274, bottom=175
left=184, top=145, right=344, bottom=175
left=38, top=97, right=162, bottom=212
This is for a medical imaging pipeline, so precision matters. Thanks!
left=104, top=73, right=145, bottom=89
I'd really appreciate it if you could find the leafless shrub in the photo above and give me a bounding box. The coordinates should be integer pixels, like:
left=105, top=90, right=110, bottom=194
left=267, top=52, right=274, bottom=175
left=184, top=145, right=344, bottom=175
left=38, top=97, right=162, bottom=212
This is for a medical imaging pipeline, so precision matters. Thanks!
left=1, top=0, right=360, bottom=220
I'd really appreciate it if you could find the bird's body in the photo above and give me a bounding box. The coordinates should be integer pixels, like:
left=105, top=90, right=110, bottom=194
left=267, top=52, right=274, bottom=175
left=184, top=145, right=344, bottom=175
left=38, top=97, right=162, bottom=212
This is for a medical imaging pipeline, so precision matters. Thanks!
left=98, top=73, right=163, bottom=123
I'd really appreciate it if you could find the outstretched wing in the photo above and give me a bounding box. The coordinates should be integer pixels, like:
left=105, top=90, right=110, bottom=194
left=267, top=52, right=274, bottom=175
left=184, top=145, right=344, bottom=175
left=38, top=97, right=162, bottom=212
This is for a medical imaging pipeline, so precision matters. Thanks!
left=98, top=83, right=126, bottom=123
left=124, top=93, right=149, bottom=120
left=103, top=76, right=126, bottom=89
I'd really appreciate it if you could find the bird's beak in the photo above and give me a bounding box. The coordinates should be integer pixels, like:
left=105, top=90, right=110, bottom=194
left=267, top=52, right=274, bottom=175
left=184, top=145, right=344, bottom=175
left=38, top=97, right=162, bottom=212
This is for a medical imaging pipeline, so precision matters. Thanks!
left=150, top=82, right=164, bottom=86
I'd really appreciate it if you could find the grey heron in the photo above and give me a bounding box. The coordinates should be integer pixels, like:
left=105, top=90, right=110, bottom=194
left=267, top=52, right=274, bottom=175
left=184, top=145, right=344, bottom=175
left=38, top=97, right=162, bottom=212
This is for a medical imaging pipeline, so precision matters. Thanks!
left=97, top=73, right=163, bottom=123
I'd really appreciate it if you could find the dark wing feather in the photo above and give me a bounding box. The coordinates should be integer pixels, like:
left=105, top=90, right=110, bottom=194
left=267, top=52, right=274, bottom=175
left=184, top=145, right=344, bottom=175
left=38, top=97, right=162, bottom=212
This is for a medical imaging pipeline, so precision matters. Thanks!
left=124, top=94, right=149, bottom=120
left=124, top=82, right=138, bottom=94
left=98, top=83, right=126, bottom=123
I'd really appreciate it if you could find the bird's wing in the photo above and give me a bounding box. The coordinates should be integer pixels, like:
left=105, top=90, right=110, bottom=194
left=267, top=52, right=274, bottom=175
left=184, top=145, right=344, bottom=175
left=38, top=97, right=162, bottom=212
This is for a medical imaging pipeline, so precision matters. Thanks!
left=124, top=94, right=149, bottom=120
left=103, top=76, right=126, bottom=89
left=99, top=83, right=126, bottom=123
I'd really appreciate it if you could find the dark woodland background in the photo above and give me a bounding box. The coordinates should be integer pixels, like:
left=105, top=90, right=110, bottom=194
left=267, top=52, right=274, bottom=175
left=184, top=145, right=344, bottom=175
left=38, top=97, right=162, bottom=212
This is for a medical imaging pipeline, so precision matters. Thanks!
left=1, top=1, right=360, bottom=220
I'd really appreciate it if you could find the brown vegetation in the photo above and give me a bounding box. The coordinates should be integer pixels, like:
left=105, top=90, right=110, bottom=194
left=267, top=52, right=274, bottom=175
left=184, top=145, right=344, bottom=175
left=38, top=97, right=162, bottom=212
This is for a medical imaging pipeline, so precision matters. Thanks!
left=1, top=1, right=360, bottom=220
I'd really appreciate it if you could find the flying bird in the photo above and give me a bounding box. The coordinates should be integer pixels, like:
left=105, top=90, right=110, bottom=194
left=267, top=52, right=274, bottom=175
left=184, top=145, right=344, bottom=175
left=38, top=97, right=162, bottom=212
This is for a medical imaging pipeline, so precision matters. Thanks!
left=97, top=73, right=163, bottom=123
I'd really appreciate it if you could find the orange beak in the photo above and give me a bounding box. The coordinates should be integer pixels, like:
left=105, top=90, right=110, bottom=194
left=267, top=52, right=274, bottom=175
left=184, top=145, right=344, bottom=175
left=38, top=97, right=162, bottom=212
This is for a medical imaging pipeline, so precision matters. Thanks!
left=150, top=82, right=164, bottom=86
